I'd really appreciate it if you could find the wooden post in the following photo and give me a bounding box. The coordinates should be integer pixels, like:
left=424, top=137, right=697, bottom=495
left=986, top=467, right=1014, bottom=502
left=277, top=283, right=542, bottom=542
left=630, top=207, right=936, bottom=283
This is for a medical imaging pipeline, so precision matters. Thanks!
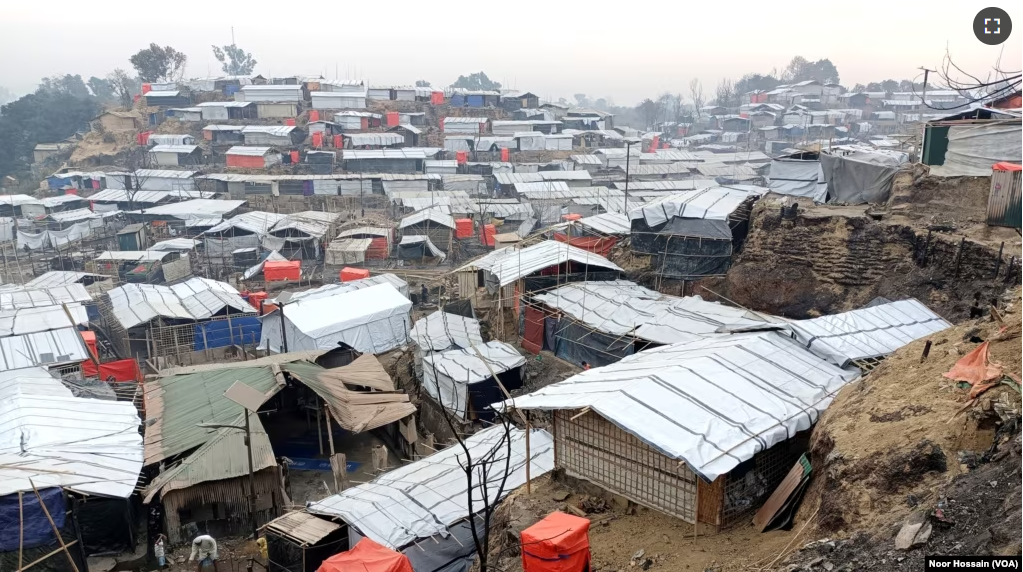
left=994, top=241, right=1005, bottom=278
left=316, top=401, right=324, bottom=456
left=694, top=484, right=700, bottom=542
left=324, top=407, right=338, bottom=491
left=29, top=481, right=79, bottom=572
left=920, top=340, right=932, bottom=362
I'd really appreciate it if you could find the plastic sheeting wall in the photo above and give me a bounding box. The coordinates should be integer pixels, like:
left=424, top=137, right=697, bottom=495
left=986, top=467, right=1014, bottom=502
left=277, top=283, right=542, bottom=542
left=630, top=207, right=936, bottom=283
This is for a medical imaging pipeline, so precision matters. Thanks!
left=193, top=317, right=262, bottom=350
left=931, top=122, right=1023, bottom=177
left=819, top=153, right=898, bottom=204
left=0, top=488, right=64, bottom=551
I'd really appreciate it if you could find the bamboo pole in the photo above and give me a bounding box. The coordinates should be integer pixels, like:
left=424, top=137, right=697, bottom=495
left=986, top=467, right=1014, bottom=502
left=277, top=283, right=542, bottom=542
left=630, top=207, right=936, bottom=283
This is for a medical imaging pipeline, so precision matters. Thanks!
left=29, top=480, right=79, bottom=572
left=18, top=491, right=23, bottom=572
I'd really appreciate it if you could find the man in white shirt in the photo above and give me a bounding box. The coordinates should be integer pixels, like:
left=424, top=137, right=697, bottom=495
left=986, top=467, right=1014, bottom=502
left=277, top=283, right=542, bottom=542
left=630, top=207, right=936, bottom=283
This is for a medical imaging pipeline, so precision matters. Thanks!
left=189, top=535, right=218, bottom=572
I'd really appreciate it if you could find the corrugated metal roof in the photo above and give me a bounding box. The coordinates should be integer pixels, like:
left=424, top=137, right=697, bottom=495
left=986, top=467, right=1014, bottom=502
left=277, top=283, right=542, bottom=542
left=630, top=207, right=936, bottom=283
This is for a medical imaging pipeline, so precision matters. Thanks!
left=227, top=146, right=275, bottom=156
left=494, top=171, right=591, bottom=185
left=38, top=194, right=85, bottom=207
left=241, top=85, right=301, bottom=91
left=393, top=123, right=422, bottom=134
left=410, top=311, right=483, bottom=352
left=0, top=367, right=143, bottom=497
left=509, top=181, right=571, bottom=194
left=695, top=163, right=758, bottom=177
left=144, top=365, right=283, bottom=464
left=47, top=208, right=100, bottom=223
left=575, top=212, right=631, bottom=235
left=134, top=199, right=245, bottom=219
left=265, top=512, right=342, bottom=546
left=0, top=304, right=90, bottom=371
left=86, top=188, right=208, bottom=204
left=334, top=111, right=382, bottom=118
left=143, top=411, right=275, bottom=502
left=204, top=211, right=287, bottom=236
left=203, top=124, right=245, bottom=131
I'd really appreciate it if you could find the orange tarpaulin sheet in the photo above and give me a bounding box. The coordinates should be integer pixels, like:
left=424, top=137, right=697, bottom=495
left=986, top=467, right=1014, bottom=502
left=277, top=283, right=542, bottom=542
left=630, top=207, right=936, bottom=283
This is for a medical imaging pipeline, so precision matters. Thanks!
left=943, top=341, right=1003, bottom=398
left=553, top=232, right=618, bottom=257
left=521, top=511, right=591, bottom=572
left=340, top=267, right=370, bottom=282
left=264, top=260, right=301, bottom=281
left=992, top=162, right=1022, bottom=171
left=83, top=358, right=143, bottom=383
left=317, top=538, right=413, bottom=572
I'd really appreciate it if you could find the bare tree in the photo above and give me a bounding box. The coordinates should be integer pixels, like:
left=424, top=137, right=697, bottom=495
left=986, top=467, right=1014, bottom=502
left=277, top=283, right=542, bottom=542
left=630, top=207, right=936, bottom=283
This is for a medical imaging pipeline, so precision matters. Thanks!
left=122, top=143, right=153, bottom=213
left=108, top=69, right=139, bottom=108
left=689, top=79, right=705, bottom=124
left=716, top=78, right=736, bottom=108
left=926, top=48, right=1021, bottom=109
left=420, top=319, right=523, bottom=572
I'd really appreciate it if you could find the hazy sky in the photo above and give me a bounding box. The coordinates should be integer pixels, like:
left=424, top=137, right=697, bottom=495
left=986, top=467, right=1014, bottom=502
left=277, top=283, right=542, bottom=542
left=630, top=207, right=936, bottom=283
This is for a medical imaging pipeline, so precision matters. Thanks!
left=3, top=1, right=1019, bottom=104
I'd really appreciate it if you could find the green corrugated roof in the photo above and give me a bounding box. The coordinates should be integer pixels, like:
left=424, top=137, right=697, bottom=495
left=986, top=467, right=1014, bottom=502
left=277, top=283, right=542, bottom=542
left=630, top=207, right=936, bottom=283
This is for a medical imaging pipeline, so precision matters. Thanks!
left=143, top=412, right=277, bottom=502
left=145, top=366, right=283, bottom=464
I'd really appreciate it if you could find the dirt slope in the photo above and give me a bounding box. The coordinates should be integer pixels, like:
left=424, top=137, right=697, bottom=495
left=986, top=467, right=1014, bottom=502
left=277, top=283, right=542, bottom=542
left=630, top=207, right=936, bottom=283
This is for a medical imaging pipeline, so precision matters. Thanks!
left=779, top=290, right=1022, bottom=570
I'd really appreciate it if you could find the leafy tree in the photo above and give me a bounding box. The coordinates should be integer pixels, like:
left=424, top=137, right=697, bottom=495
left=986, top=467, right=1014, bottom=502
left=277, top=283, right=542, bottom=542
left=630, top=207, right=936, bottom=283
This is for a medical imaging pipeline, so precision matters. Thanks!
left=212, top=43, right=257, bottom=76
left=0, top=88, right=100, bottom=179
left=573, top=93, right=590, bottom=107
left=735, top=73, right=780, bottom=95
left=87, top=76, right=116, bottom=101
left=880, top=79, right=899, bottom=92
left=782, top=56, right=840, bottom=84
left=449, top=72, right=501, bottom=91
left=851, top=83, right=867, bottom=92
left=415, top=79, right=431, bottom=87
left=108, top=69, right=140, bottom=108
left=39, top=74, right=91, bottom=97
left=130, top=44, right=187, bottom=82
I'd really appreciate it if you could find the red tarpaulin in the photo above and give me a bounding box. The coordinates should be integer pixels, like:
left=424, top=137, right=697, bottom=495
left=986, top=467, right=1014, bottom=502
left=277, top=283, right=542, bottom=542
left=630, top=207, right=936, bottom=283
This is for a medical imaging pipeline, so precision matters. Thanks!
left=522, top=306, right=544, bottom=355
left=366, top=237, right=390, bottom=259
left=553, top=233, right=618, bottom=257
left=340, top=267, right=371, bottom=282
left=317, top=538, right=413, bottom=572
left=482, top=224, right=496, bottom=246
left=264, top=260, right=301, bottom=281
left=993, top=162, right=1022, bottom=171
left=521, top=511, right=591, bottom=572
left=455, top=219, right=474, bottom=239
left=82, top=359, right=143, bottom=383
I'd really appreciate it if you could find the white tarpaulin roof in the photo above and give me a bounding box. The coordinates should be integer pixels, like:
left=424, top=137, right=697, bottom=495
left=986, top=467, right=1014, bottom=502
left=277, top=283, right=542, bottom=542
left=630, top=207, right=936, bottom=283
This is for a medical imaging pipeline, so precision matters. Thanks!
left=0, top=304, right=91, bottom=371
left=25, top=271, right=109, bottom=289
left=500, top=331, right=859, bottom=481
left=272, top=273, right=409, bottom=304
left=400, top=209, right=455, bottom=229
left=422, top=341, right=525, bottom=419
left=308, top=425, right=554, bottom=549
left=260, top=283, right=411, bottom=353
left=107, top=277, right=255, bottom=329
left=768, top=159, right=827, bottom=200
left=0, top=366, right=143, bottom=497
left=204, top=211, right=288, bottom=236
left=0, top=283, right=92, bottom=309
left=534, top=281, right=774, bottom=343
left=786, top=298, right=951, bottom=367
left=629, top=187, right=761, bottom=227
left=410, top=311, right=483, bottom=352
left=132, top=199, right=245, bottom=220
left=574, top=212, right=631, bottom=235
left=457, top=240, right=622, bottom=287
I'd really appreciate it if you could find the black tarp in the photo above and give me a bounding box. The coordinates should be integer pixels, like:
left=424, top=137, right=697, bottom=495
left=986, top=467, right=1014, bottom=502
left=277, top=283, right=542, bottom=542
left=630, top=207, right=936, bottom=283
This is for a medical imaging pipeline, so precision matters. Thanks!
left=267, top=528, right=349, bottom=572
left=73, top=496, right=134, bottom=555
left=0, top=488, right=65, bottom=551
left=553, top=316, right=634, bottom=368
left=398, top=240, right=428, bottom=259
left=442, top=298, right=476, bottom=319
left=467, top=367, right=523, bottom=422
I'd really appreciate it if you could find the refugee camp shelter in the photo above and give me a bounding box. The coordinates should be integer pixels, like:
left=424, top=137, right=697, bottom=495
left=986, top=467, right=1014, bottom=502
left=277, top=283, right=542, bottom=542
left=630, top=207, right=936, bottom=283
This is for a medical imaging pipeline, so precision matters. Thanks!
left=307, top=425, right=554, bottom=570
left=197, top=100, right=257, bottom=121
left=399, top=208, right=455, bottom=255
left=259, top=283, right=411, bottom=353
left=503, top=330, right=860, bottom=529
left=629, top=186, right=762, bottom=279
left=785, top=298, right=951, bottom=369
left=227, top=146, right=283, bottom=168
left=0, top=304, right=92, bottom=374
left=148, top=144, right=201, bottom=167
left=264, top=511, right=346, bottom=572
left=421, top=340, right=525, bottom=421
left=922, top=106, right=1022, bottom=176
left=265, top=211, right=341, bottom=259
left=522, top=280, right=772, bottom=365
left=0, top=366, right=143, bottom=562
left=202, top=211, right=288, bottom=259
left=455, top=240, right=624, bottom=299
left=816, top=146, right=909, bottom=204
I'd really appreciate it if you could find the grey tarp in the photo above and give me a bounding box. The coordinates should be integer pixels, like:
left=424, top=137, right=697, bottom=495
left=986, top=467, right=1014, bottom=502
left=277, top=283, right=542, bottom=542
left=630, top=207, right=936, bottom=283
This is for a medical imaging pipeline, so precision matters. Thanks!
left=768, top=159, right=827, bottom=201
left=349, top=517, right=479, bottom=572
left=930, top=122, right=1023, bottom=177
left=820, top=152, right=900, bottom=204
